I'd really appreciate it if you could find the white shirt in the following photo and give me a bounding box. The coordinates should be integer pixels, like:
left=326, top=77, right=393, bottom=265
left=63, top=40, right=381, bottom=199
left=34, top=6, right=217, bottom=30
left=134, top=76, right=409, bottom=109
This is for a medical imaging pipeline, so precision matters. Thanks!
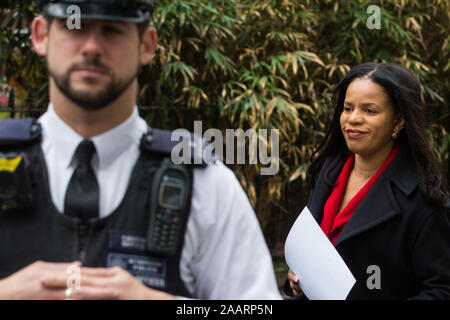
left=39, top=104, right=281, bottom=299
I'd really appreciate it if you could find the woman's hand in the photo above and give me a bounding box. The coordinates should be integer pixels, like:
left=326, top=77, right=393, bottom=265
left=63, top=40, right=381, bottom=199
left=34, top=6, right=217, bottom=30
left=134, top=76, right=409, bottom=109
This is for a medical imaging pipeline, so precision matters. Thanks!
left=287, top=269, right=305, bottom=297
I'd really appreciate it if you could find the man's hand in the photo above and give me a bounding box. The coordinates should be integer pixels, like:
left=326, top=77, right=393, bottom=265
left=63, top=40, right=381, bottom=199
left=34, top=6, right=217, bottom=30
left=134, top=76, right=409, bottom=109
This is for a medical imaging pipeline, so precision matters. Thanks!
left=0, top=262, right=176, bottom=300
left=0, top=261, right=81, bottom=300
left=41, top=266, right=176, bottom=300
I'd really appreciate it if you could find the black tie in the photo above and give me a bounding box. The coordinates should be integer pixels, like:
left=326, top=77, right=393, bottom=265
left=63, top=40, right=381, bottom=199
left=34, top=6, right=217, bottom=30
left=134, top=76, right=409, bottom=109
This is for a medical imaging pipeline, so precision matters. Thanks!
left=64, top=139, right=99, bottom=222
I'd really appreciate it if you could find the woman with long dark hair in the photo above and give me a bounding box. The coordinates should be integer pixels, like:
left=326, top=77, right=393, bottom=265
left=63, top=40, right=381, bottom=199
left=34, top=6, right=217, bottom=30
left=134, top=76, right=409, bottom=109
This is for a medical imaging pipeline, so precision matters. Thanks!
left=285, top=62, right=450, bottom=299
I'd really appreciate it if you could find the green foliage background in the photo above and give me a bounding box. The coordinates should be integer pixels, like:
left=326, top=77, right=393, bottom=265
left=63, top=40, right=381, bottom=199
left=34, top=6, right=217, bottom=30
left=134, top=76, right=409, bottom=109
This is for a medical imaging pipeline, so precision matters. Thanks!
left=1, top=0, right=449, bottom=252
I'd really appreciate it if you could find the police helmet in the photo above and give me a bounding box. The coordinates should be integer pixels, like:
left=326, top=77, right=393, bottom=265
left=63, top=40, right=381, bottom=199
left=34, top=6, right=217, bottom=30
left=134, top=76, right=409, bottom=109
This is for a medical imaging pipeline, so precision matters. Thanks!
left=37, top=0, right=153, bottom=23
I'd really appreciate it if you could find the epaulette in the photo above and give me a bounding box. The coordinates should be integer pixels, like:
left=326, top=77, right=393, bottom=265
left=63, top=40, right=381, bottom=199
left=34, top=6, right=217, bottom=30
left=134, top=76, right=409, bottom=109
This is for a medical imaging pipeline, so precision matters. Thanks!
left=140, top=128, right=211, bottom=167
left=0, top=118, right=42, bottom=146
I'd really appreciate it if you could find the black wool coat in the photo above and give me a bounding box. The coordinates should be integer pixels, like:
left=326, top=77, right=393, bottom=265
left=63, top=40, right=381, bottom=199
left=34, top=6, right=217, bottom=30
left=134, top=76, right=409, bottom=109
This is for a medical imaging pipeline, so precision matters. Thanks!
left=285, top=145, right=450, bottom=300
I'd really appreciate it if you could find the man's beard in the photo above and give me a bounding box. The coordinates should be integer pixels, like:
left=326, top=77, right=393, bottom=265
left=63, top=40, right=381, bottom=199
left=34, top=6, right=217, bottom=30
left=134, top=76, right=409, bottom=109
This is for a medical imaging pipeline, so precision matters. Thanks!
left=48, top=59, right=139, bottom=111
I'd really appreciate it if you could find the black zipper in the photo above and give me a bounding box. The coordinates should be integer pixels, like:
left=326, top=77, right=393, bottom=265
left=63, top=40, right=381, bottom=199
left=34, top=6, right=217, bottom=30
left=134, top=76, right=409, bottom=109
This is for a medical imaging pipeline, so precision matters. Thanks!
left=77, top=219, right=97, bottom=264
left=78, top=221, right=89, bottom=264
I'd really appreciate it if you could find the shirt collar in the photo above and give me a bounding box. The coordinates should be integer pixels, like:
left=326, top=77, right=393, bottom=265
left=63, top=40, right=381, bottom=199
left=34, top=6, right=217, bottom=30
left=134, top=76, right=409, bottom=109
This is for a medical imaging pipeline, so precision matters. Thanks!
left=39, top=103, right=148, bottom=169
left=91, top=107, right=147, bottom=169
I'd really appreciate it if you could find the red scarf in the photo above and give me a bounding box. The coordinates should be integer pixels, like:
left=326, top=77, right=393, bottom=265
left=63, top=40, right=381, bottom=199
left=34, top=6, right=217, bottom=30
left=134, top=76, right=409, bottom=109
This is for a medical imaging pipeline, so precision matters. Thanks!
left=320, top=144, right=400, bottom=245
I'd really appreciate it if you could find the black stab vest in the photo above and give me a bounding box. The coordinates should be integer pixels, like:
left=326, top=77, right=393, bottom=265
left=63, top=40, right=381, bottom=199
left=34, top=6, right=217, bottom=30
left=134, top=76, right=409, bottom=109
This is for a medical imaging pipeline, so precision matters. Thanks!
left=0, top=124, right=196, bottom=298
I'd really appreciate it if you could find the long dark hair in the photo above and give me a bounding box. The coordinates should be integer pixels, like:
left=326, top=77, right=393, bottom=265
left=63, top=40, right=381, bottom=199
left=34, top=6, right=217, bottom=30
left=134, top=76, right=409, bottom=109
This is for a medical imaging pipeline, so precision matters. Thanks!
left=309, top=62, right=448, bottom=207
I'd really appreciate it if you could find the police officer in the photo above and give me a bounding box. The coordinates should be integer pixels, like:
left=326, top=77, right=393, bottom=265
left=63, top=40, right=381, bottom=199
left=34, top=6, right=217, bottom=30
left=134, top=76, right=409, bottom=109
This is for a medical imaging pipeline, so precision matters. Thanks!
left=0, top=0, right=281, bottom=299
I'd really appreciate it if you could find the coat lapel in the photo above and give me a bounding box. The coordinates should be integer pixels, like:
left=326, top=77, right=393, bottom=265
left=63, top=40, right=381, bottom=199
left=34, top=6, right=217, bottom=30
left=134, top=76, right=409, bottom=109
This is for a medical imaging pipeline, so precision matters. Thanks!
left=308, top=146, right=418, bottom=247
left=334, top=145, right=417, bottom=246
left=308, top=155, right=346, bottom=223
left=334, top=178, right=400, bottom=246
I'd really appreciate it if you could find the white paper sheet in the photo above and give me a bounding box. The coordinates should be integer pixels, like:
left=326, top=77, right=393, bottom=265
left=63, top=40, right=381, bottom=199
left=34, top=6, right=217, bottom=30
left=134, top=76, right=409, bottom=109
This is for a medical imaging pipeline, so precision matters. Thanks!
left=284, top=207, right=356, bottom=300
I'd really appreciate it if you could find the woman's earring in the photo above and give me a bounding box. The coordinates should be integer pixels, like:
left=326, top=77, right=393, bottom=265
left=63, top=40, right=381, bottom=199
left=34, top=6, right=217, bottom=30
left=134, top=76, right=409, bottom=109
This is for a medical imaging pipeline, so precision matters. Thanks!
left=392, top=131, right=398, bottom=139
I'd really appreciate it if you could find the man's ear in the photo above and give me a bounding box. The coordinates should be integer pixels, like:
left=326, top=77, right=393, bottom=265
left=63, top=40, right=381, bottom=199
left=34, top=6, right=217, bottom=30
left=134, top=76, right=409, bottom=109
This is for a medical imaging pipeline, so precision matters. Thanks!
left=139, top=27, right=157, bottom=66
left=31, top=16, right=49, bottom=56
